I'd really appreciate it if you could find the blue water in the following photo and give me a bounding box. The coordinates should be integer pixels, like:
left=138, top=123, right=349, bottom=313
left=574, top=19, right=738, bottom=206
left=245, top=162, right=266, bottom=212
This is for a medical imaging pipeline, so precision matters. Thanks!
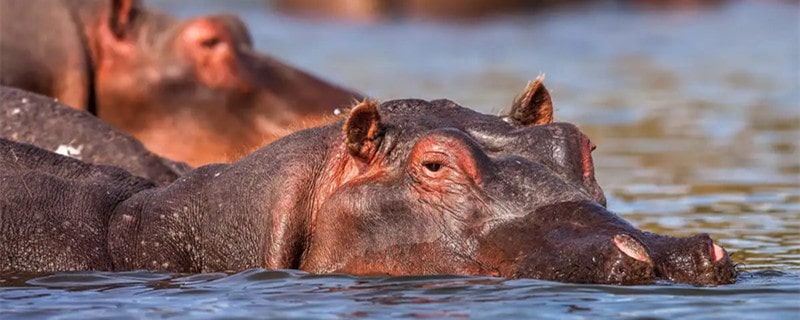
left=2, top=0, right=798, bottom=318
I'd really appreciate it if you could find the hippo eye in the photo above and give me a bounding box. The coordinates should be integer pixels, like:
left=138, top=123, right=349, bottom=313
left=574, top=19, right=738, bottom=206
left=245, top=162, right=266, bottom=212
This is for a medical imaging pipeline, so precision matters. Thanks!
left=422, top=162, right=442, bottom=173
left=200, top=37, right=221, bottom=49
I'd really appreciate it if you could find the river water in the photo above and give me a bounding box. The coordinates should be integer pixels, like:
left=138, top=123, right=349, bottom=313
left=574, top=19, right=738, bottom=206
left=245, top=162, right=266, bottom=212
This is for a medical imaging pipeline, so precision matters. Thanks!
left=2, top=1, right=798, bottom=318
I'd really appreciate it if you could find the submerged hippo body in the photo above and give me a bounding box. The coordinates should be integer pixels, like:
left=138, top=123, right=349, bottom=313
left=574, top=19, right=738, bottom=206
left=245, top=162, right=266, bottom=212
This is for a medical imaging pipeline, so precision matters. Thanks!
left=0, top=81, right=736, bottom=285
left=0, top=0, right=361, bottom=166
left=0, top=86, right=189, bottom=185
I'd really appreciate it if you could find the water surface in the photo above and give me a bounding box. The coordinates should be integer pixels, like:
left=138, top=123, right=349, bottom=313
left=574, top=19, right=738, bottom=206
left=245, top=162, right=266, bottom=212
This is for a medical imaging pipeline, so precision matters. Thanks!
left=2, top=1, right=798, bottom=318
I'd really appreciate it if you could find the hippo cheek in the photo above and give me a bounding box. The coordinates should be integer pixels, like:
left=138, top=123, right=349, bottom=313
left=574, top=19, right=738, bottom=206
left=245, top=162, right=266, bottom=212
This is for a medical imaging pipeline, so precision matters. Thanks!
left=647, top=234, right=738, bottom=285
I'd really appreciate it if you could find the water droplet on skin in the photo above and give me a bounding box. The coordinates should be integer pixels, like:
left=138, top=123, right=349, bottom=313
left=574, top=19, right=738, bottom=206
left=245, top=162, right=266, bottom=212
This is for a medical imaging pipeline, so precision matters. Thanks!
left=54, top=145, right=82, bottom=159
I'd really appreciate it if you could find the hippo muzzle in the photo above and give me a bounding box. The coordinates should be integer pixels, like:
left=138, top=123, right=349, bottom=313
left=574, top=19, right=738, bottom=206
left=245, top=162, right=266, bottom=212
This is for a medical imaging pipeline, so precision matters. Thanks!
left=482, top=201, right=738, bottom=285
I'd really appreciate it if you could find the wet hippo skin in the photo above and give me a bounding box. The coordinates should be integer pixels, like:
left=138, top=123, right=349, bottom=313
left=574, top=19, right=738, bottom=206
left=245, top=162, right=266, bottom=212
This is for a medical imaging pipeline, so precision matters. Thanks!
left=0, top=80, right=736, bottom=285
left=0, top=86, right=189, bottom=185
left=0, top=138, right=156, bottom=271
left=0, top=0, right=362, bottom=166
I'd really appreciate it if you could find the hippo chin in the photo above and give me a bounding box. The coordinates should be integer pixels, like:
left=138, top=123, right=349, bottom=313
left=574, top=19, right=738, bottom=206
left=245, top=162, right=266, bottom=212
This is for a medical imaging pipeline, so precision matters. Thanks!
left=0, top=79, right=736, bottom=285
left=0, top=0, right=361, bottom=166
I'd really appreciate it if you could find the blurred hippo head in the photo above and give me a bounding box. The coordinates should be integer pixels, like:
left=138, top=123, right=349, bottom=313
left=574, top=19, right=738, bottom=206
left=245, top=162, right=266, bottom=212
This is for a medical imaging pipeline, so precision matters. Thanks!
left=79, top=0, right=361, bottom=165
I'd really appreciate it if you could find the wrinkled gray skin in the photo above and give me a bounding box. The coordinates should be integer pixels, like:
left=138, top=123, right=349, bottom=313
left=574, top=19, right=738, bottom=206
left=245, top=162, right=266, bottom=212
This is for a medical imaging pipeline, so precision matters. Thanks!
left=0, top=95, right=736, bottom=285
left=0, top=138, right=155, bottom=271
left=0, top=86, right=189, bottom=185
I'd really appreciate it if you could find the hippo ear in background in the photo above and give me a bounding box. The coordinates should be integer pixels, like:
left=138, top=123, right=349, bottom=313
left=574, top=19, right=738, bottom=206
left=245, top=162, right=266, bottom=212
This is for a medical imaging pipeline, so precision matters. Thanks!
left=109, top=0, right=141, bottom=39
left=507, top=74, right=553, bottom=126
left=344, top=100, right=382, bottom=162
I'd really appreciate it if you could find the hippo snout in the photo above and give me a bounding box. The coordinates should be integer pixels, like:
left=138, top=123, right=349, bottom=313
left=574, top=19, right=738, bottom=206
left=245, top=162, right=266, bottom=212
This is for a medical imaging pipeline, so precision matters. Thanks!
left=508, top=231, right=736, bottom=285
left=508, top=232, right=657, bottom=285
left=604, top=232, right=738, bottom=285
left=602, top=232, right=738, bottom=285
left=487, top=202, right=737, bottom=285
left=646, top=233, right=738, bottom=285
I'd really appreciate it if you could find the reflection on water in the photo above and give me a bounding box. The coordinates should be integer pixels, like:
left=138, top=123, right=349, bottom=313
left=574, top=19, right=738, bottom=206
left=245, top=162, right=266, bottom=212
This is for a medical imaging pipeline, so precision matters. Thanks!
left=2, top=0, right=798, bottom=318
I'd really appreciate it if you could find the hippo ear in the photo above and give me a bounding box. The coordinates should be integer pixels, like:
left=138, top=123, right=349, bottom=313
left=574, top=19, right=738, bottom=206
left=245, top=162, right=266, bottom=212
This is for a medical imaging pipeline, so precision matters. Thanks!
left=109, top=0, right=141, bottom=39
left=343, top=100, right=382, bottom=161
left=507, top=75, right=553, bottom=126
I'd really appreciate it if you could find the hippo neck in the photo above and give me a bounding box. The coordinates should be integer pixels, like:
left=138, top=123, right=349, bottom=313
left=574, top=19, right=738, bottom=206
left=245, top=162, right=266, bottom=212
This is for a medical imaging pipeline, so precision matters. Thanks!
left=60, top=0, right=106, bottom=113
left=226, top=123, right=343, bottom=269
left=63, top=0, right=176, bottom=116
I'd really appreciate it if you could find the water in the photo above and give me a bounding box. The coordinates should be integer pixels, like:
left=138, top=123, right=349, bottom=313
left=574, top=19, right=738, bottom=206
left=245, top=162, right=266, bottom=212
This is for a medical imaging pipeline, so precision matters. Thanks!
left=1, top=269, right=797, bottom=319
left=2, top=1, right=798, bottom=318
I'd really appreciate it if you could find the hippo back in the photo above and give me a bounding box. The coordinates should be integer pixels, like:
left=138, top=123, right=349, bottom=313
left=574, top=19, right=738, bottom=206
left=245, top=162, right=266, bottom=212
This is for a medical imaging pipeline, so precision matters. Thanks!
left=0, top=138, right=156, bottom=272
left=0, top=86, right=190, bottom=185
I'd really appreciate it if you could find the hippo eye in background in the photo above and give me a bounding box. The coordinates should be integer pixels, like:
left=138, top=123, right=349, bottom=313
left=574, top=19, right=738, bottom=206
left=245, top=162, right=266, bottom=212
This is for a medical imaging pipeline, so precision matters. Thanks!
left=200, top=37, right=222, bottom=49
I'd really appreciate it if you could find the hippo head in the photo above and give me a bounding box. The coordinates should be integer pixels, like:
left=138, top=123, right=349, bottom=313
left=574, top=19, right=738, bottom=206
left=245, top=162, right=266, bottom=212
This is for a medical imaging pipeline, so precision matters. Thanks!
left=84, top=0, right=360, bottom=165
left=299, top=78, right=737, bottom=285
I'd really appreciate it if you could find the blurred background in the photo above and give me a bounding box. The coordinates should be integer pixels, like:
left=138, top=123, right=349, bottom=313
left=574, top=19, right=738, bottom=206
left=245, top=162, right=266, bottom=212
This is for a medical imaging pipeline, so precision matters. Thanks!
left=148, top=0, right=799, bottom=271
left=1, top=1, right=797, bottom=318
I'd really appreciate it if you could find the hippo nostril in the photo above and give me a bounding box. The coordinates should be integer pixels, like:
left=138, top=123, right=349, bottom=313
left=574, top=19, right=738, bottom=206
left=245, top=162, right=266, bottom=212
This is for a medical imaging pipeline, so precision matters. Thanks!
left=613, top=234, right=652, bottom=263
left=711, top=243, right=726, bottom=262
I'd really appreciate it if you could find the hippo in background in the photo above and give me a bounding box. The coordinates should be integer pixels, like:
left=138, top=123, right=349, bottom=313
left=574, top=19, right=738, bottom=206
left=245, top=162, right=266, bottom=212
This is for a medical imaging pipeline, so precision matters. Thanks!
left=0, top=0, right=362, bottom=167
left=0, top=86, right=189, bottom=185
left=271, top=0, right=729, bottom=22
left=0, top=79, right=736, bottom=285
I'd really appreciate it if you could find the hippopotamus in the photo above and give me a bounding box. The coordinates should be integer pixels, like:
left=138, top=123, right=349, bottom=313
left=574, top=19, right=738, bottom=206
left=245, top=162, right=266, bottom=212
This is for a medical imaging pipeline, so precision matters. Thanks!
left=0, top=0, right=361, bottom=166
left=0, top=86, right=189, bottom=185
left=273, top=0, right=728, bottom=21
left=0, top=80, right=736, bottom=285
left=274, top=0, right=566, bottom=21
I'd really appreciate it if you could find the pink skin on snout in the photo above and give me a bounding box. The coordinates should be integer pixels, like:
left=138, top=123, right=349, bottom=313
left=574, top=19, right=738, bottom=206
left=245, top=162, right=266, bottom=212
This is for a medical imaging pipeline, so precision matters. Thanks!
left=711, top=243, right=726, bottom=262
left=613, top=234, right=652, bottom=263
left=613, top=234, right=729, bottom=264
